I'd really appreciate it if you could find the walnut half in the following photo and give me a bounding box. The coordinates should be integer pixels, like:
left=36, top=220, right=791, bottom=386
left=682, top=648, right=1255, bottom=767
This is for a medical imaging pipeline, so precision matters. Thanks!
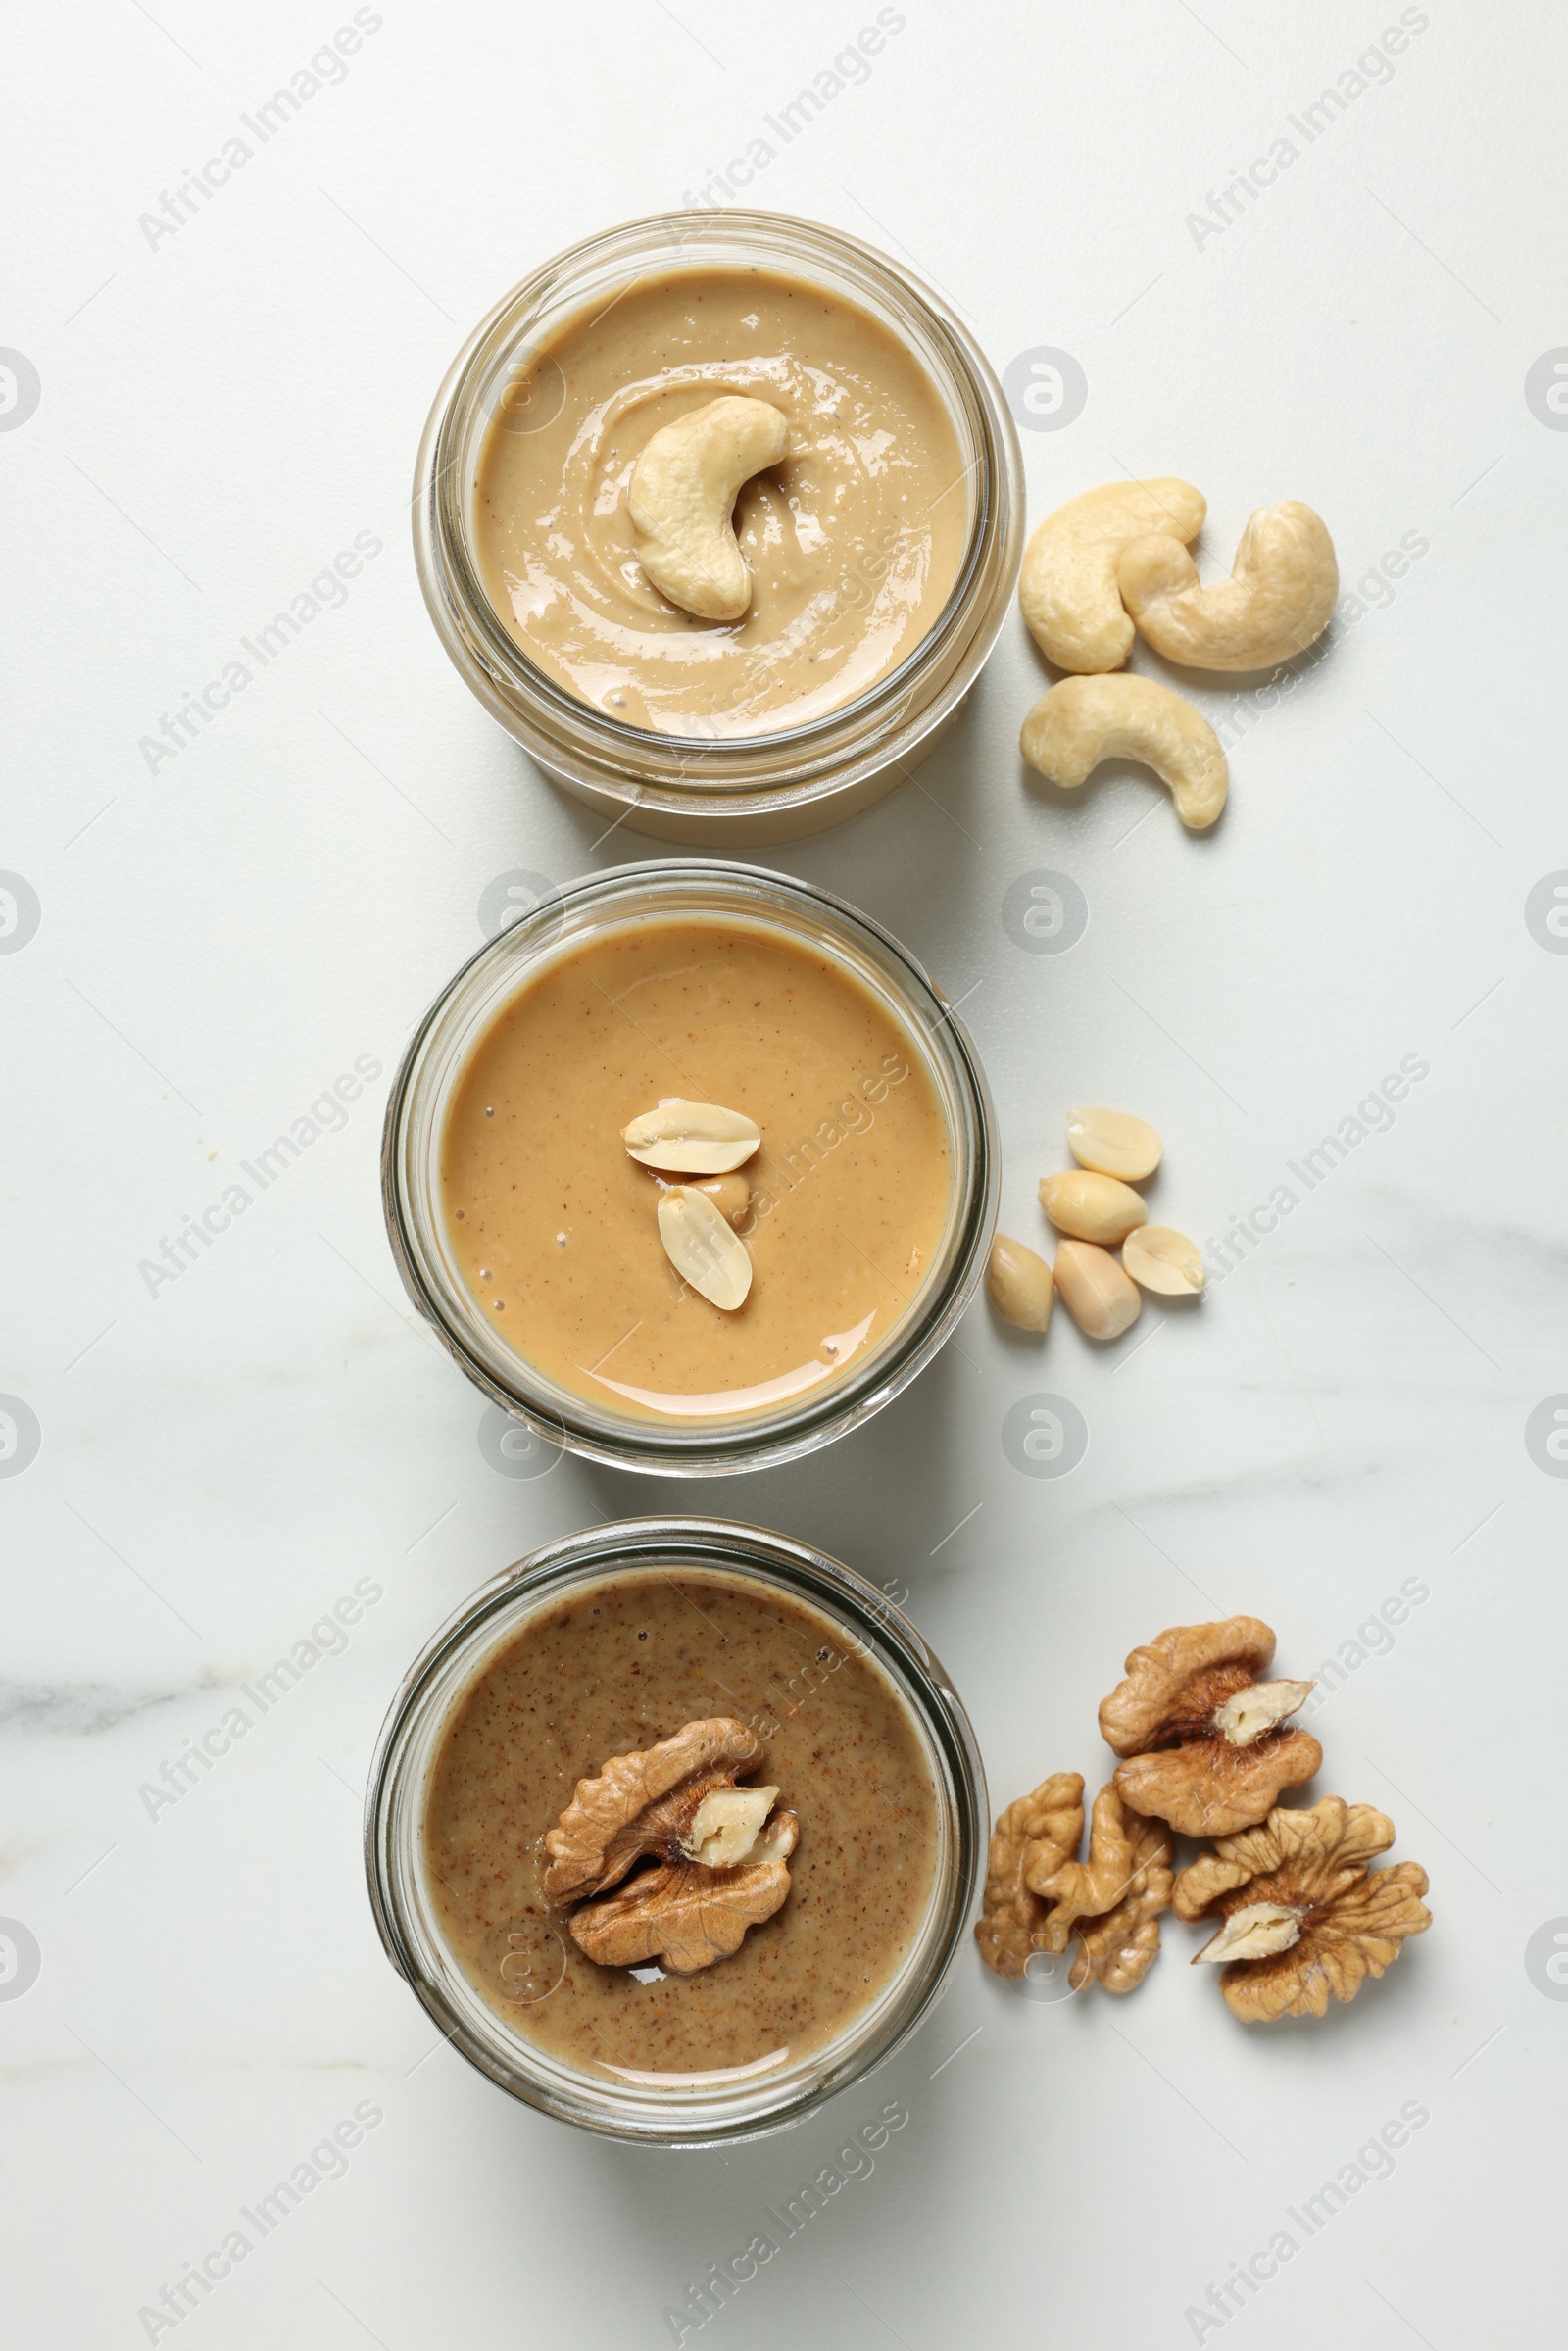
left=572, top=1813, right=799, bottom=1974
left=544, top=1718, right=796, bottom=1976
left=974, top=1773, right=1085, bottom=1979
left=974, top=1772, right=1172, bottom=1993
left=1099, top=1615, right=1321, bottom=1836
left=1027, top=1782, right=1174, bottom=1994
left=1173, top=1796, right=1432, bottom=2021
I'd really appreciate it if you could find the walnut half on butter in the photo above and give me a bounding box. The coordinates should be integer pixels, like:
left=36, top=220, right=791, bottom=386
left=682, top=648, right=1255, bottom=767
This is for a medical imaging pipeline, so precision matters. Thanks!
left=572, top=1813, right=799, bottom=1974
left=544, top=1717, right=797, bottom=1976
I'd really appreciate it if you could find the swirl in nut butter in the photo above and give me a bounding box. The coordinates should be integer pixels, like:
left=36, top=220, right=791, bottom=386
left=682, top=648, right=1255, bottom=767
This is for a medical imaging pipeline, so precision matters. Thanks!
left=472, top=268, right=967, bottom=735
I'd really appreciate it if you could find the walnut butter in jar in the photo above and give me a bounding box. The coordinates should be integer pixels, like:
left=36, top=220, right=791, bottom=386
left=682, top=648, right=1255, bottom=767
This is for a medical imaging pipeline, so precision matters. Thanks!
left=365, top=1518, right=986, bottom=2142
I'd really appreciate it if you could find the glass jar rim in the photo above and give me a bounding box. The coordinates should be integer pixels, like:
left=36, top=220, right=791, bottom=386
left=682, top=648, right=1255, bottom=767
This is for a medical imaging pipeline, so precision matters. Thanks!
left=364, top=1514, right=987, bottom=2144
left=381, top=858, right=998, bottom=1475
left=413, top=208, right=1023, bottom=822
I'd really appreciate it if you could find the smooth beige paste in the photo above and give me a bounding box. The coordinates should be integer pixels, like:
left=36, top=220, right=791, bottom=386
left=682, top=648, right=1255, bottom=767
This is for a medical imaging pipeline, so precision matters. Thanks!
left=440, top=917, right=951, bottom=1421
left=423, top=1570, right=940, bottom=2076
left=473, top=268, right=967, bottom=734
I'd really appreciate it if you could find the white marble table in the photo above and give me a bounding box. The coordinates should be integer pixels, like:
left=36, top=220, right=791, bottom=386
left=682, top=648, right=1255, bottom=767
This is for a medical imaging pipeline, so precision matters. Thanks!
left=5, top=3, right=1563, bottom=2343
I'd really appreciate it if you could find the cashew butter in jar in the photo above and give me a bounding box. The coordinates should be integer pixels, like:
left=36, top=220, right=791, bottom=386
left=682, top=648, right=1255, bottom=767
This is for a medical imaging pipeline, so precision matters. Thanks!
left=414, top=211, right=1022, bottom=842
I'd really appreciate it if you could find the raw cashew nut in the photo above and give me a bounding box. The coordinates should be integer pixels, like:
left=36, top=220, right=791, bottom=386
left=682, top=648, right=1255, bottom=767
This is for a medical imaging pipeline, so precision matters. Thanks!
left=628, top=396, right=790, bottom=621
left=1019, top=478, right=1205, bottom=673
left=1118, top=500, right=1338, bottom=671
left=1020, top=674, right=1229, bottom=831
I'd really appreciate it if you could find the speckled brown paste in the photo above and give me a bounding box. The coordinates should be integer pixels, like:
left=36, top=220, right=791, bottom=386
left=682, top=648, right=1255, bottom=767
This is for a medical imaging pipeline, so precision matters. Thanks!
left=422, top=1569, right=940, bottom=2078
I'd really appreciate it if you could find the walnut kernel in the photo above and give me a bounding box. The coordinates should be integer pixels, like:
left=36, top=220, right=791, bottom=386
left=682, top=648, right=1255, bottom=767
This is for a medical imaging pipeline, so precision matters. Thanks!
left=975, top=1773, right=1172, bottom=1993
left=1174, top=1796, right=1432, bottom=2021
left=1027, top=1781, right=1173, bottom=1993
left=544, top=1718, right=796, bottom=1976
left=571, top=1813, right=799, bottom=1974
left=543, top=1716, right=762, bottom=1901
left=680, top=1785, right=779, bottom=1868
left=1099, top=1616, right=1321, bottom=1836
left=973, top=1773, right=1084, bottom=1979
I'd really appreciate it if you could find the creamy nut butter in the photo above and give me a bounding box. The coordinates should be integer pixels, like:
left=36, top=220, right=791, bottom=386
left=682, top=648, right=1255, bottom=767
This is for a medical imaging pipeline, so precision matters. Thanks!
left=439, top=915, right=951, bottom=1420
left=472, top=268, right=966, bottom=734
left=423, top=1568, right=940, bottom=2076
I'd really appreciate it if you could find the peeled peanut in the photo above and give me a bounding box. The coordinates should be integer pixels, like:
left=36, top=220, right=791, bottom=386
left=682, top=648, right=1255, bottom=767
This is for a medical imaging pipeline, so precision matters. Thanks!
left=1054, top=1241, right=1142, bottom=1341
left=985, top=1234, right=1054, bottom=1332
left=693, top=1173, right=752, bottom=1227
left=657, top=1186, right=752, bottom=1310
left=1066, top=1105, right=1162, bottom=1183
left=1039, top=1170, right=1148, bottom=1246
left=1121, top=1225, right=1205, bottom=1297
left=623, top=1097, right=760, bottom=1172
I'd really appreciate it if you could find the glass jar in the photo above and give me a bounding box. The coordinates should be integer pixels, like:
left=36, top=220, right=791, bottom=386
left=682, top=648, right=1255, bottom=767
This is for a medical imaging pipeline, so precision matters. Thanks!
left=365, top=1516, right=986, bottom=2144
left=381, top=858, right=997, bottom=1476
left=412, top=209, right=1023, bottom=845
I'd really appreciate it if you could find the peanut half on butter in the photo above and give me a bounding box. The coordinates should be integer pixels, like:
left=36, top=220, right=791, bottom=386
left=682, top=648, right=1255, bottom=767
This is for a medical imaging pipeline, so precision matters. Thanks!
left=622, top=1099, right=761, bottom=1173
left=623, top=1099, right=760, bottom=1310
left=658, top=1186, right=753, bottom=1311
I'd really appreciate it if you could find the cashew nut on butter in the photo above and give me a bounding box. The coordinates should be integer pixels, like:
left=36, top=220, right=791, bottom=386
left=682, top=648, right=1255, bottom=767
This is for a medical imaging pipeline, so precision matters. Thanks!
left=1118, top=500, right=1338, bottom=671
left=628, top=396, right=790, bottom=622
left=1019, top=478, right=1205, bottom=672
left=1021, top=674, right=1229, bottom=830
